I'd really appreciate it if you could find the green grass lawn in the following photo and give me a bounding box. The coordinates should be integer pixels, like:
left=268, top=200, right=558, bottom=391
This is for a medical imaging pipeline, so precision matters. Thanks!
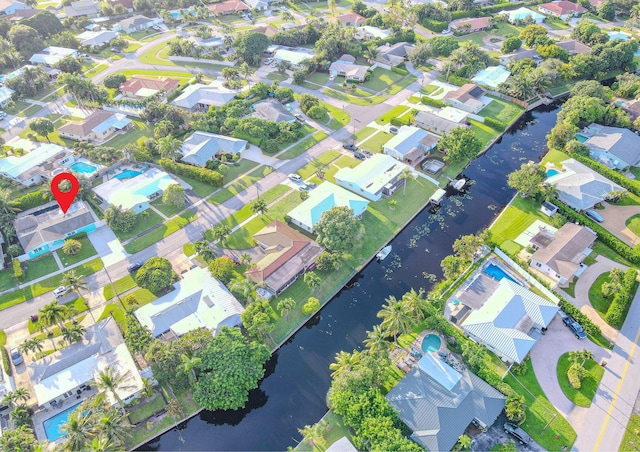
left=103, top=274, right=137, bottom=300
left=454, top=31, right=488, bottom=46
left=333, top=155, right=360, bottom=169
left=592, top=240, right=633, bottom=266
left=504, top=360, right=577, bottom=450
left=359, top=131, right=394, bottom=153
left=422, top=84, right=438, bottom=95
left=470, top=120, right=499, bottom=148
left=490, top=196, right=553, bottom=246
left=124, top=211, right=198, bottom=254
left=620, top=414, right=640, bottom=451
left=113, top=210, right=164, bottom=243
left=545, top=17, right=571, bottom=30
left=308, top=72, right=329, bottom=85
left=542, top=148, right=571, bottom=166
left=24, top=254, right=59, bottom=282
left=355, top=126, right=377, bottom=142
left=124, top=42, right=142, bottom=53
left=295, top=410, right=352, bottom=451
left=589, top=272, right=615, bottom=317
left=113, top=69, right=193, bottom=83
left=375, top=105, right=410, bottom=125
left=139, top=42, right=173, bottom=65
left=626, top=214, right=640, bottom=237
left=209, top=165, right=272, bottom=204
left=85, top=64, right=108, bottom=78
left=492, top=22, right=523, bottom=37
left=0, top=267, right=15, bottom=292
left=151, top=199, right=185, bottom=217
left=322, top=87, right=386, bottom=106
left=57, top=234, right=98, bottom=267
left=128, top=396, right=166, bottom=425
left=386, top=75, right=417, bottom=95
left=278, top=131, right=328, bottom=160
left=297, top=150, right=341, bottom=179
left=223, top=159, right=260, bottom=183
left=479, top=96, right=525, bottom=124
left=175, top=173, right=217, bottom=198
left=267, top=72, right=288, bottom=82
left=324, top=103, right=350, bottom=131
left=556, top=354, right=604, bottom=407
left=363, top=67, right=404, bottom=92
left=104, top=120, right=154, bottom=150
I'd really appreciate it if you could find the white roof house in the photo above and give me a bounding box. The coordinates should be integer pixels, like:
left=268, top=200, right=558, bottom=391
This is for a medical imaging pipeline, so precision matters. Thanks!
left=499, top=7, right=545, bottom=23
left=546, top=158, right=625, bottom=210
left=93, top=167, right=184, bottom=213
left=0, top=141, right=73, bottom=186
left=356, top=25, right=391, bottom=40
left=171, top=81, right=237, bottom=111
left=383, top=125, right=439, bottom=165
left=335, top=153, right=416, bottom=201
left=471, top=66, right=511, bottom=89
left=28, top=318, right=143, bottom=409
left=273, top=48, right=315, bottom=68
left=461, top=279, right=559, bottom=363
left=134, top=266, right=245, bottom=339
left=180, top=131, right=247, bottom=167
left=29, top=47, right=78, bottom=66
left=288, top=182, right=370, bottom=233
left=77, top=30, right=118, bottom=48
left=0, top=86, right=14, bottom=108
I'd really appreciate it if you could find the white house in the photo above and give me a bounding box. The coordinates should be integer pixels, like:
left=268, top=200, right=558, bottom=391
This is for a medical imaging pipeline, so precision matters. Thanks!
left=273, top=47, right=315, bottom=69
left=113, top=15, right=162, bottom=33
left=329, top=55, right=369, bottom=82
left=29, top=47, right=78, bottom=66
left=0, top=141, right=74, bottom=187
left=443, top=83, right=488, bottom=114
left=181, top=131, right=247, bottom=167
left=383, top=126, right=439, bottom=165
left=499, top=7, right=545, bottom=24
left=171, top=81, right=237, bottom=111
left=77, top=30, right=118, bottom=48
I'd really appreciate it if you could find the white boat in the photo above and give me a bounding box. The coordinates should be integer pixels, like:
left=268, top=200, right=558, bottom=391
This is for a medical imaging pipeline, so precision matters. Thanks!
left=377, top=245, right=392, bottom=261
left=450, top=178, right=467, bottom=190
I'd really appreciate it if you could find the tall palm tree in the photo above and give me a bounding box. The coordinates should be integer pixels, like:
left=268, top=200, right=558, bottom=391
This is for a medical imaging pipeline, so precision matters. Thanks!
left=94, top=368, right=135, bottom=415
left=88, top=435, right=121, bottom=452
left=298, top=423, right=326, bottom=450
left=446, top=48, right=467, bottom=82
left=62, top=323, right=86, bottom=345
left=277, top=297, right=296, bottom=321
left=364, top=324, right=391, bottom=355
left=181, top=354, right=201, bottom=385
left=19, top=337, right=44, bottom=356
left=61, top=409, right=94, bottom=451
left=12, top=388, right=30, bottom=405
left=0, top=188, right=20, bottom=215
left=158, top=136, right=182, bottom=161
left=401, top=168, right=412, bottom=197
left=96, top=408, right=129, bottom=446
left=377, top=295, right=412, bottom=340
left=250, top=198, right=268, bottom=218
left=240, top=62, right=253, bottom=87
left=401, top=288, right=431, bottom=322
left=329, top=350, right=361, bottom=377
left=193, top=240, right=216, bottom=262
left=62, top=270, right=88, bottom=297
left=229, top=277, right=260, bottom=304
left=39, top=301, right=69, bottom=333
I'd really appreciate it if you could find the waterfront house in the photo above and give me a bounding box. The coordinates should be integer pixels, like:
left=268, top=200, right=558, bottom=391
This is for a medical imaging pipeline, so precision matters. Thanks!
left=246, top=220, right=324, bottom=296
left=581, top=123, right=640, bottom=170
left=471, top=66, right=511, bottom=89
left=546, top=158, right=625, bottom=210
left=15, top=201, right=100, bottom=259
left=499, top=7, right=545, bottom=24
left=335, top=153, right=416, bottom=201
left=77, top=30, right=118, bottom=49
left=288, top=182, right=370, bottom=233
left=443, top=83, right=487, bottom=114
left=59, top=109, right=132, bottom=142
left=383, top=126, right=439, bottom=165
left=449, top=16, right=492, bottom=34
left=374, top=41, right=412, bottom=69
left=64, top=0, right=99, bottom=18
left=530, top=223, right=596, bottom=287
left=113, top=15, right=162, bottom=33
left=29, top=47, right=78, bottom=66
left=386, top=352, right=506, bottom=451
left=134, top=266, right=244, bottom=340
left=171, top=81, right=237, bottom=111
left=0, top=141, right=74, bottom=187
left=93, top=167, right=183, bottom=214
left=414, top=110, right=469, bottom=135
left=180, top=131, right=247, bottom=167
left=538, top=1, right=586, bottom=19
left=120, top=76, right=180, bottom=100
left=206, top=0, right=250, bottom=15
left=0, top=0, right=30, bottom=16
left=251, top=98, right=296, bottom=123
left=460, top=278, right=559, bottom=363
left=28, top=317, right=143, bottom=410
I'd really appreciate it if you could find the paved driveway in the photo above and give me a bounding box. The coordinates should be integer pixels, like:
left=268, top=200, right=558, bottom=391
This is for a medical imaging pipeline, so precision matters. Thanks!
left=472, top=413, right=543, bottom=451
left=598, top=203, right=640, bottom=247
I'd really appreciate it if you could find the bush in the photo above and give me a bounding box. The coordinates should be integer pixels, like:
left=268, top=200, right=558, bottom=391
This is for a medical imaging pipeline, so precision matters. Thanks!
left=135, top=257, right=173, bottom=293
left=483, top=117, right=507, bottom=132
left=302, top=297, right=320, bottom=315
left=421, top=97, right=445, bottom=108
left=159, top=158, right=223, bottom=187
left=390, top=117, right=410, bottom=127
left=13, top=189, right=47, bottom=211
left=447, top=74, right=473, bottom=87
left=13, top=258, right=23, bottom=282
left=208, top=257, right=235, bottom=283
left=604, top=268, right=637, bottom=326
left=567, top=364, right=583, bottom=389
left=1, top=346, right=11, bottom=377
left=421, top=19, right=449, bottom=33
left=558, top=299, right=602, bottom=337
left=391, top=66, right=409, bottom=76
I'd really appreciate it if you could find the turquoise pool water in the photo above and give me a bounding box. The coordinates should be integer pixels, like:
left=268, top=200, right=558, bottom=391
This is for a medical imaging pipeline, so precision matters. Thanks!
left=70, top=161, right=98, bottom=174
left=484, top=264, right=520, bottom=285
left=546, top=169, right=559, bottom=177
left=421, top=334, right=441, bottom=353
left=115, top=169, right=142, bottom=180
left=575, top=133, right=588, bottom=143
left=43, top=402, right=81, bottom=441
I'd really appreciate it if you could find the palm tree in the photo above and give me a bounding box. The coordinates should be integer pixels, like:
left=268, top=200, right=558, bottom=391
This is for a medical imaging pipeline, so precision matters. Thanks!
left=277, top=297, right=296, bottom=321
left=401, top=288, right=431, bottom=322
left=364, top=324, right=391, bottom=355
left=0, top=188, right=20, bottom=215
left=62, top=323, right=86, bottom=345
left=10, top=405, right=30, bottom=427
left=251, top=198, right=268, bottom=218
left=303, top=271, right=320, bottom=289
left=377, top=295, right=412, bottom=340
left=88, top=435, right=120, bottom=452
left=96, top=408, right=129, bottom=446
left=298, top=423, right=326, bottom=450
left=181, top=354, right=201, bottom=385
left=364, top=45, right=379, bottom=63
left=94, top=368, right=135, bottom=415
left=61, top=409, right=94, bottom=451
left=62, top=270, right=88, bottom=297
left=222, top=34, right=234, bottom=50
left=62, top=239, right=82, bottom=256
left=19, top=337, right=44, bottom=356
left=329, top=350, right=361, bottom=378
left=2, top=388, right=29, bottom=408
left=240, top=62, right=253, bottom=87
left=193, top=240, right=216, bottom=262
left=446, top=48, right=467, bottom=82
left=158, top=136, right=182, bottom=161
left=39, top=301, right=69, bottom=334
left=229, top=277, right=260, bottom=304
left=457, top=434, right=472, bottom=450
left=240, top=253, right=252, bottom=266
left=401, top=168, right=412, bottom=197
left=577, top=349, right=594, bottom=366
left=211, top=224, right=232, bottom=243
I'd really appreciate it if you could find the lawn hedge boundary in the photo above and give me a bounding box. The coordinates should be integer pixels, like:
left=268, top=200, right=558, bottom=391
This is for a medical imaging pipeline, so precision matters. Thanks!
left=421, top=97, right=445, bottom=108
left=159, top=159, right=223, bottom=187
left=13, top=189, right=47, bottom=211
left=1, top=346, right=11, bottom=376
left=483, top=117, right=507, bottom=132
left=604, top=268, right=637, bottom=327
left=571, top=154, right=640, bottom=197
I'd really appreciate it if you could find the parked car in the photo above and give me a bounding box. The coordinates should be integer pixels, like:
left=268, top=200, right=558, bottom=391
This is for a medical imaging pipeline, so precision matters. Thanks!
left=127, top=261, right=144, bottom=273
left=288, top=173, right=302, bottom=182
left=152, top=25, right=162, bottom=31
left=563, top=315, right=587, bottom=339
left=585, top=209, right=604, bottom=223
left=294, top=114, right=305, bottom=122
left=298, top=184, right=310, bottom=192
left=0, top=111, right=6, bottom=119
left=53, top=286, right=67, bottom=298
left=362, top=150, right=373, bottom=157
left=354, top=151, right=366, bottom=160
left=342, top=143, right=357, bottom=151
left=110, top=47, right=122, bottom=53
left=504, top=422, right=531, bottom=445
left=306, top=182, right=317, bottom=189
left=10, top=347, right=23, bottom=366
left=265, top=58, right=273, bottom=65
left=389, top=126, right=399, bottom=134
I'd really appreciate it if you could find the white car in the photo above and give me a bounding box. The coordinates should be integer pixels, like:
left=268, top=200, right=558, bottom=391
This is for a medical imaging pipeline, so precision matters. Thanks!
left=288, top=174, right=302, bottom=183
left=152, top=25, right=162, bottom=31
left=53, top=286, right=67, bottom=298
left=265, top=58, right=273, bottom=65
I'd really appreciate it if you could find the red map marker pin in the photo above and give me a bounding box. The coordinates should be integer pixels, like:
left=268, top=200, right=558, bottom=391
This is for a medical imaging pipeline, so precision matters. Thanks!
left=51, top=172, right=80, bottom=214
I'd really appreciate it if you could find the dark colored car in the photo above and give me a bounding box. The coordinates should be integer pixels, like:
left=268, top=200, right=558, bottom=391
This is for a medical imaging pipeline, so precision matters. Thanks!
left=342, top=143, right=357, bottom=151
left=354, top=151, right=366, bottom=160
left=504, top=422, right=532, bottom=445
left=585, top=209, right=604, bottom=223
left=563, top=315, right=587, bottom=339
left=294, top=114, right=305, bottom=122
left=10, top=347, right=23, bottom=366
left=389, top=126, right=399, bottom=134
left=127, top=261, right=144, bottom=273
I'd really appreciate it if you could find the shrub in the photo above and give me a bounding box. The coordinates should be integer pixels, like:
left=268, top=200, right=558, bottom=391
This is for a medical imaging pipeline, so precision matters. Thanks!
left=13, top=189, right=47, bottom=210
left=390, top=117, right=410, bottom=127
left=604, top=268, right=637, bottom=326
left=422, top=19, right=449, bottom=33
left=13, top=258, right=23, bottom=282
left=302, top=297, right=320, bottom=315
left=391, top=66, right=409, bottom=76
left=483, top=117, right=507, bottom=132
left=208, top=257, right=235, bottom=283
left=567, top=363, right=586, bottom=389
left=447, top=74, right=473, bottom=87
left=1, top=346, right=11, bottom=377
left=135, top=257, right=173, bottom=293
left=421, top=97, right=445, bottom=108
left=558, top=299, right=602, bottom=337
left=159, top=158, right=223, bottom=187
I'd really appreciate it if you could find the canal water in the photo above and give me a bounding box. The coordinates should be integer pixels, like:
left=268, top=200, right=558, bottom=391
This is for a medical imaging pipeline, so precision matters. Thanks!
left=141, top=103, right=561, bottom=451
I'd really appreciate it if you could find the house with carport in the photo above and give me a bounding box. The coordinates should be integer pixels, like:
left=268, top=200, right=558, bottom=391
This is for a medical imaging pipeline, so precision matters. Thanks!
left=58, top=109, right=132, bottom=142
left=450, top=16, right=492, bottom=34
left=329, top=55, right=369, bottom=82
left=29, top=47, right=78, bottom=67
left=171, top=81, right=237, bottom=111
left=120, top=76, right=180, bottom=100
left=383, top=126, right=439, bottom=165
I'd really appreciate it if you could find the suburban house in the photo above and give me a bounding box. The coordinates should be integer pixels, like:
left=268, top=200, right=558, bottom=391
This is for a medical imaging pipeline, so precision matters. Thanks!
left=335, top=153, right=416, bottom=201
left=171, top=81, right=237, bottom=111
left=329, top=55, right=369, bottom=82
left=0, top=141, right=73, bottom=187
left=556, top=39, right=591, bottom=55
left=107, top=0, right=134, bottom=12
left=443, top=83, right=487, bottom=113
left=246, top=220, right=324, bottom=296
left=28, top=318, right=143, bottom=410
left=459, top=278, right=559, bottom=363
left=93, top=168, right=183, bottom=214
left=15, top=201, right=100, bottom=259
left=64, top=0, right=99, bottom=17
left=77, top=30, right=118, bottom=49
left=113, top=15, right=162, bottom=33
left=622, top=99, right=640, bottom=120
left=383, top=126, right=439, bottom=165
left=538, top=1, right=586, bottom=19
left=449, top=16, right=492, bottom=34
left=374, top=41, right=413, bottom=69
left=134, top=266, right=245, bottom=340
left=499, top=48, right=540, bottom=66
left=254, top=24, right=278, bottom=37
left=386, top=352, right=506, bottom=452
left=356, top=25, right=391, bottom=41
left=334, top=11, right=365, bottom=26
left=471, top=65, right=511, bottom=89
left=546, top=158, right=625, bottom=210
left=0, top=86, right=13, bottom=108
left=244, top=0, right=278, bottom=11
left=530, top=223, right=596, bottom=287
left=499, top=7, right=545, bottom=24
left=0, top=0, right=30, bottom=16
left=58, top=109, right=132, bottom=142
left=206, top=0, right=250, bottom=15
left=273, top=47, right=315, bottom=69
left=581, top=124, right=640, bottom=170
left=414, top=110, right=468, bottom=135
left=120, top=76, right=180, bottom=100
left=5, top=7, right=37, bottom=21
left=288, top=182, right=370, bottom=233
left=251, top=98, right=296, bottom=123
left=181, top=131, right=247, bottom=166
left=29, top=47, right=78, bottom=66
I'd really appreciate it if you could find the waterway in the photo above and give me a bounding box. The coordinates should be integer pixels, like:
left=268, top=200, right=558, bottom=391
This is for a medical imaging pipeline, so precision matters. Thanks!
left=141, top=102, right=562, bottom=451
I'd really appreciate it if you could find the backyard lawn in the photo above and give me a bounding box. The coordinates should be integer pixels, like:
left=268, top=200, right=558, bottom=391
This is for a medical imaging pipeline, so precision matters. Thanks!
left=128, top=396, right=166, bottom=425
left=57, top=234, right=98, bottom=267
left=359, top=131, right=394, bottom=153
left=556, top=353, right=604, bottom=407
left=479, top=96, right=525, bottom=124
left=363, top=67, right=403, bottom=92
left=470, top=120, right=499, bottom=148
left=490, top=196, right=553, bottom=246
left=104, top=120, right=154, bottom=150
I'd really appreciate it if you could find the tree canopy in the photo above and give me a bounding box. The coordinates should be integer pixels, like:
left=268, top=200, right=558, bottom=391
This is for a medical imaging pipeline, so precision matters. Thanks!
left=233, top=32, right=270, bottom=66
left=437, top=127, right=482, bottom=162
left=314, top=206, right=364, bottom=254
left=135, top=257, right=173, bottom=293
left=507, top=162, right=546, bottom=198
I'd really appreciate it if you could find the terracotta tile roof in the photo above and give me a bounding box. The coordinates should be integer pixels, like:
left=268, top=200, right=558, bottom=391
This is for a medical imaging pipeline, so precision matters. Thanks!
left=120, top=76, right=179, bottom=97
left=207, top=0, right=249, bottom=14
left=450, top=16, right=492, bottom=30
left=334, top=12, right=366, bottom=25
left=539, top=1, right=586, bottom=15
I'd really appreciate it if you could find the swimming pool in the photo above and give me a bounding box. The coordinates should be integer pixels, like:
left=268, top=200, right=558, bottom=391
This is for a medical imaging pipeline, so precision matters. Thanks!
left=43, top=402, right=82, bottom=441
left=484, top=264, right=520, bottom=285
left=115, top=169, right=142, bottom=180
left=70, top=161, right=98, bottom=174
left=575, top=133, right=589, bottom=143
left=546, top=169, right=559, bottom=177
left=421, top=334, right=441, bottom=353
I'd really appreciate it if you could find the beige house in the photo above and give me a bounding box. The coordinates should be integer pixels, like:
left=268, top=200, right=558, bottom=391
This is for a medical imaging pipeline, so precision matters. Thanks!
left=58, top=110, right=132, bottom=142
left=450, top=17, right=492, bottom=34
left=443, top=84, right=487, bottom=114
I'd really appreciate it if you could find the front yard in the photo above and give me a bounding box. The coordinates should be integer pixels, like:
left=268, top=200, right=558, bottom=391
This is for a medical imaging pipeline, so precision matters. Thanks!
left=556, top=353, right=604, bottom=407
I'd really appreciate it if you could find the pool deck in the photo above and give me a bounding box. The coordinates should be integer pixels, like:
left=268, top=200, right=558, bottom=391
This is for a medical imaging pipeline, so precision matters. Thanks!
left=32, top=387, right=99, bottom=442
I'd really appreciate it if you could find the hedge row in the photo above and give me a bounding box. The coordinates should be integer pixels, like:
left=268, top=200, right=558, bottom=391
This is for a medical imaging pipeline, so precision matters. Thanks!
left=572, top=154, right=640, bottom=197
left=448, top=74, right=473, bottom=87
left=421, top=97, right=445, bottom=108
left=13, top=258, right=23, bottom=282
left=422, top=19, right=449, bottom=33
left=390, top=117, right=411, bottom=127
left=391, top=66, right=409, bottom=76
left=158, top=159, right=224, bottom=187
left=1, top=346, right=11, bottom=377
left=558, top=299, right=602, bottom=337
left=604, top=268, right=637, bottom=326
left=13, top=189, right=47, bottom=211
left=482, top=117, right=507, bottom=132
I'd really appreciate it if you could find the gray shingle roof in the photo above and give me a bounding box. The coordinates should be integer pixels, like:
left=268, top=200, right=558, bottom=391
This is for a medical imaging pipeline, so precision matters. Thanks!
left=252, top=98, right=295, bottom=123
left=584, top=124, right=640, bottom=167
left=180, top=131, right=247, bottom=167
left=531, top=222, right=596, bottom=280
